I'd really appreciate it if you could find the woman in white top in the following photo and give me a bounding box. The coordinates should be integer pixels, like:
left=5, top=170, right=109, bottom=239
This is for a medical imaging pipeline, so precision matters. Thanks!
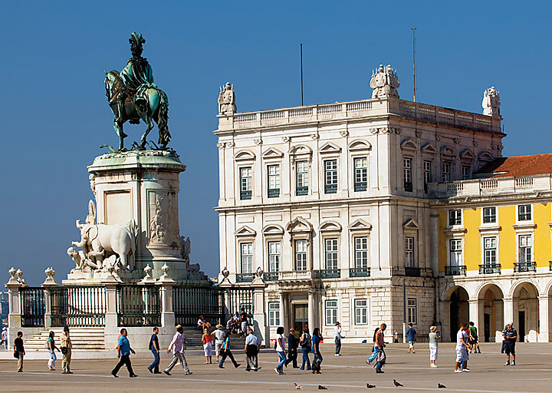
left=428, top=326, right=441, bottom=367
left=274, top=326, right=287, bottom=375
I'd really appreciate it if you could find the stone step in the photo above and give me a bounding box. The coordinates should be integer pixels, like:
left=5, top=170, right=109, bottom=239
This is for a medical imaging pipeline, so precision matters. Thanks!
left=24, top=327, right=105, bottom=351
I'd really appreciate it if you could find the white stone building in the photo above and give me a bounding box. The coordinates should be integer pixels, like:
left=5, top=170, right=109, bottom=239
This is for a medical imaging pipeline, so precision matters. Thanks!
left=214, top=68, right=504, bottom=343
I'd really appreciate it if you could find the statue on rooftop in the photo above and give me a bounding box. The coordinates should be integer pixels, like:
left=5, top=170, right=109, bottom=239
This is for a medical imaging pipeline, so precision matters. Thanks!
left=105, top=32, right=171, bottom=150
left=370, top=64, right=400, bottom=99
left=218, top=82, right=237, bottom=115
left=482, top=86, right=501, bottom=117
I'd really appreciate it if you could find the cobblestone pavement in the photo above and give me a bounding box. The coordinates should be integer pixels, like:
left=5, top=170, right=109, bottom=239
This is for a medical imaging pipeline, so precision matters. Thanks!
left=1, top=343, right=552, bottom=392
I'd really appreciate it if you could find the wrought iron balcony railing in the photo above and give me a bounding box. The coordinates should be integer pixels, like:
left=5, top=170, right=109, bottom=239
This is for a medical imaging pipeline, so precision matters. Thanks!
left=235, top=273, right=255, bottom=283
left=479, top=263, right=501, bottom=274
left=404, top=182, right=413, bottom=192
left=240, top=190, right=252, bottom=200
left=324, top=184, right=337, bottom=194
left=318, top=268, right=340, bottom=279
left=267, top=188, right=280, bottom=198
left=296, top=186, right=308, bottom=196
left=354, top=182, right=367, bottom=192
left=514, top=261, right=536, bottom=273
left=349, top=267, right=371, bottom=277
left=405, top=267, right=421, bottom=277
left=263, top=272, right=279, bottom=281
left=445, top=265, right=466, bottom=276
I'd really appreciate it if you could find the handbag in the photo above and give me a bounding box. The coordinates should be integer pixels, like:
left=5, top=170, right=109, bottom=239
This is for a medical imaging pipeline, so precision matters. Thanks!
left=61, top=347, right=68, bottom=355
left=13, top=350, right=19, bottom=359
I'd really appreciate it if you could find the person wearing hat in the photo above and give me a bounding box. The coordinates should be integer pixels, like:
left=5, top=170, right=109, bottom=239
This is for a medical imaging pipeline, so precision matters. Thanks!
left=213, top=323, right=227, bottom=362
left=1, top=327, right=7, bottom=350
left=333, top=322, right=343, bottom=356
left=502, top=322, right=517, bottom=366
left=60, top=326, right=73, bottom=374
left=428, top=326, right=441, bottom=367
left=164, top=325, right=192, bottom=376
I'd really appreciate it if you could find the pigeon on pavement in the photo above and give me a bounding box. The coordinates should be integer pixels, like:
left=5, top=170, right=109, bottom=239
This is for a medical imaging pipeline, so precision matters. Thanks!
left=393, top=379, right=404, bottom=387
left=294, top=383, right=302, bottom=390
left=438, top=383, right=447, bottom=389
left=367, top=383, right=376, bottom=388
left=318, top=386, right=328, bottom=390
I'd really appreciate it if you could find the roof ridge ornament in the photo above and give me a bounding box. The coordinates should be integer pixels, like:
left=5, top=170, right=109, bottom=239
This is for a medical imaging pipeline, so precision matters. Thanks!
left=482, top=86, right=501, bottom=118
left=370, top=64, right=400, bottom=99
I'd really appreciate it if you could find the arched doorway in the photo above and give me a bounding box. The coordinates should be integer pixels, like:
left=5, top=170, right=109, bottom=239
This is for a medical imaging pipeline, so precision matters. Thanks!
left=513, top=282, right=539, bottom=342
left=449, top=287, right=469, bottom=342
left=478, top=284, right=504, bottom=342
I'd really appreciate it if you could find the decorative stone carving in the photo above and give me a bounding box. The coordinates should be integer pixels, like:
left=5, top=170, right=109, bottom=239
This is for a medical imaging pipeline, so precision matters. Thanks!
left=141, top=264, right=156, bottom=283
left=43, top=267, right=58, bottom=286
left=7, top=267, right=20, bottom=285
left=180, top=236, right=191, bottom=264
left=454, top=138, right=461, bottom=144
left=282, top=136, right=291, bottom=143
left=161, top=263, right=170, bottom=278
left=339, top=130, right=349, bottom=137
left=370, top=64, right=400, bottom=99
left=226, top=142, right=235, bottom=148
left=311, top=134, right=319, bottom=140
left=415, top=131, right=422, bottom=138
left=16, top=269, right=26, bottom=285
left=222, top=266, right=230, bottom=279
left=435, top=134, right=442, bottom=141
left=482, top=86, right=501, bottom=117
left=217, top=142, right=225, bottom=149
left=255, top=266, right=264, bottom=278
left=218, top=82, right=237, bottom=115
left=254, top=138, right=263, bottom=145
left=149, top=191, right=178, bottom=246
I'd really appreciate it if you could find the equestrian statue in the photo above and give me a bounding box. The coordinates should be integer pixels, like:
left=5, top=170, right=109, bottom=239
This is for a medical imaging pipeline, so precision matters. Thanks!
left=105, top=33, right=171, bottom=150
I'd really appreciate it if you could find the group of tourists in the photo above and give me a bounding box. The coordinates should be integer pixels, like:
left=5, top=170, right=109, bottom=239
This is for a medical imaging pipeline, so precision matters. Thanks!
left=274, top=326, right=322, bottom=375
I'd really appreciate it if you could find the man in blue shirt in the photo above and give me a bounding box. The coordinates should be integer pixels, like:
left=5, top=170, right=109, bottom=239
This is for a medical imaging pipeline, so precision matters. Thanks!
left=405, top=323, right=417, bottom=354
left=111, top=328, right=137, bottom=378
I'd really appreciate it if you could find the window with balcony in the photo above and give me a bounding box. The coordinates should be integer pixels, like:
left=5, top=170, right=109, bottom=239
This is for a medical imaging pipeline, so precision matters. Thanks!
left=407, top=298, right=417, bottom=324
left=405, top=236, right=415, bottom=267
left=322, top=238, right=339, bottom=278
left=268, top=241, right=280, bottom=273
left=403, top=158, right=413, bottom=192
left=483, top=207, right=497, bottom=224
left=442, top=162, right=451, bottom=182
left=324, top=159, right=338, bottom=194
left=296, top=161, right=309, bottom=196
left=447, top=239, right=465, bottom=275
left=267, top=164, right=280, bottom=198
left=518, top=204, right=532, bottom=221
left=325, top=299, right=338, bottom=326
left=461, top=165, right=471, bottom=180
left=240, top=167, right=252, bottom=200
left=480, top=236, right=500, bottom=274
left=268, top=302, right=280, bottom=326
left=515, top=234, right=535, bottom=272
left=295, top=239, right=307, bottom=270
left=240, top=242, right=253, bottom=274
left=354, top=157, right=368, bottom=192
left=354, top=299, right=368, bottom=325
left=448, top=209, right=462, bottom=226
left=351, top=236, right=369, bottom=277
left=423, top=160, right=432, bottom=193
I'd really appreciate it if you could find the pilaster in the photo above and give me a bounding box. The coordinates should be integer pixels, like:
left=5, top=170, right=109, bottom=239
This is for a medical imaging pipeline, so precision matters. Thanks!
left=538, top=295, right=550, bottom=342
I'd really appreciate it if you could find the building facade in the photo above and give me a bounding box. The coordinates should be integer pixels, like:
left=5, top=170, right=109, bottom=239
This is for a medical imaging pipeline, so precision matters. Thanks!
left=214, top=67, right=507, bottom=343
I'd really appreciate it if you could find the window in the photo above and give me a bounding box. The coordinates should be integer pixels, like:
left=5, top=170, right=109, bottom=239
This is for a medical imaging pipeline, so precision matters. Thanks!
left=461, top=165, right=471, bottom=180
left=407, top=298, right=417, bottom=324
left=267, top=165, right=280, bottom=198
left=483, top=207, right=497, bottom=224
left=296, top=161, right=309, bottom=196
left=403, top=158, right=413, bottom=191
left=405, top=237, right=415, bottom=267
left=442, top=162, right=450, bottom=182
left=449, top=239, right=463, bottom=266
left=518, top=204, right=532, bottom=221
left=423, top=160, right=432, bottom=192
left=448, top=209, right=462, bottom=226
left=483, top=236, right=497, bottom=264
left=354, top=157, right=368, bottom=192
left=324, top=159, right=338, bottom=194
left=268, top=241, right=281, bottom=272
left=325, top=238, right=338, bottom=270
left=240, top=167, right=252, bottom=200
left=325, top=299, right=338, bottom=325
left=268, top=302, right=280, bottom=326
left=354, top=299, right=368, bottom=325
left=518, top=234, right=532, bottom=263
left=240, top=242, right=253, bottom=273
left=354, top=236, right=368, bottom=268
left=295, top=239, right=307, bottom=270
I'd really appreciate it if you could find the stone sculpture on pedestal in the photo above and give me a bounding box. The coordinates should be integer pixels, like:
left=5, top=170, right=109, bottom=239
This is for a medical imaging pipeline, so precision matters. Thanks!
left=218, top=82, right=237, bottom=114
left=482, top=86, right=501, bottom=117
left=370, top=64, right=400, bottom=99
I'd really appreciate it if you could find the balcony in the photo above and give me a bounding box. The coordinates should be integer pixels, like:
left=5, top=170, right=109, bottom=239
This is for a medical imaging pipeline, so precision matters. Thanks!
left=235, top=273, right=254, bottom=283
left=349, top=267, right=371, bottom=277
left=296, top=186, right=308, bottom=196
left=240, top=190, right=252, bottom=200
left=279, top=270, right=319, bottom=281
left=445, top=265, right=466, bottom=276
left=514, top=261, right=536, bottom=273
left=405, top=267, right=421, bottom=277
left=263, top=272, right=279, bottom=281
left=479, top=263, right=501, bottom=274
left=324, top=184, right=337, bottom=194
left=318, top=268, right=340, bottom=279
left=268, top=188, right=280, bottom=198
left=354, top=182, right=367, bottom=192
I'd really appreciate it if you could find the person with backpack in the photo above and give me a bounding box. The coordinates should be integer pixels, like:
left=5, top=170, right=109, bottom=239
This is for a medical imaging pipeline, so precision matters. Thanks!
left=47, top=331, right=60, bottom=371
left=311, top=328, right=323, bottom=374
left=299, top=327, right=311, bottom=370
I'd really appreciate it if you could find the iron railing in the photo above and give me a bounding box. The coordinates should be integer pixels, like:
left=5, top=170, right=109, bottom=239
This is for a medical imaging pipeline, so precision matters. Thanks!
left=354, top=182, right=367, bottom=192
left=318, top=268, right=340, bottom=279
left=324, top=184, right=337, bottom=194
left=350, top=267, right=371, bottom=277
left=174, top=286, right=224, bottom=327
left=235, top=273, right=255, bottom=283
left=263, top=272, right=279, bottom=281
left=20, top=287, right=45, bottom=327
left=514, top=261, right=536, bottom=273
left=405, top=267, right=421, bottom=277
left=50, top=286, right=106, bottom=327
left=117, top=285, right=160, bottom=327
left=240, top=190, right=252, bottom=200
left=296, top=186, right=308, bottom=196
left=445, top=265, right=466, bottom=276
left=479, top=263, right=501, bottom=274
left=404, top=182, right=413, bottom=192
left=226, top=288, right=254, bottom=323
left=268, top=188, right=280, bottom=198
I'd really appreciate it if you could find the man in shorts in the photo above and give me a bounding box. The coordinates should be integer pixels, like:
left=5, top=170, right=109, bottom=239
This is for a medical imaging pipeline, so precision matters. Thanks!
left=503, top=323, right=517, bottom=366
left=405, top=323, right=417, bottom=354
left=454, top=322, right=470, bottom=373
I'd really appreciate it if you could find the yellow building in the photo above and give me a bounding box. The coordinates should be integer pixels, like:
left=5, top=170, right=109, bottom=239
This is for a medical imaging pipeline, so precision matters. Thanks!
left=431, top=154, right=552, bottom=342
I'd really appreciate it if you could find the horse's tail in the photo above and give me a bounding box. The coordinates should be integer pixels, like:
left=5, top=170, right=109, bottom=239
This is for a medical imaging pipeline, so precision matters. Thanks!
left=157, top=90, right=171, bottom=147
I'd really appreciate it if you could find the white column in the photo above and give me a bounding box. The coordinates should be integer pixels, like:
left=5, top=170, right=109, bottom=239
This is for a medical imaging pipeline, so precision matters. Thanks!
left=503, top=297, right=514, bottom=341
left=158, top=277, right=176, bottom=329
left=469, top=299, right=480, bottom=331
left=308, top=290, right=315, bottom=332
left=252, top=284, right=267, bottom=344
left=539, top=295, right=549, bottom=342
left=429, top=214, right=439, bottom=277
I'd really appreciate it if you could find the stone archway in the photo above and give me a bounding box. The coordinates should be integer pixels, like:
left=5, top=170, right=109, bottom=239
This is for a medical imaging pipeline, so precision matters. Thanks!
left=478, top=284, right=504, bottom=342
left=512, top=282, right=539, bottom=342
left=442, top=286, right=470, bottom=342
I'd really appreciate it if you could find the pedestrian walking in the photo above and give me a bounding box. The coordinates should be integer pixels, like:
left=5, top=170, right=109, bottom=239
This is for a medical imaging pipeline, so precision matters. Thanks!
left=244, top=328, right=260, bottom=371
left=393, top=329, right=398, bottom=344
left=2, top=327, right=8, bottom=350
left=312, top=328, right=323, bottom=374
left=213, top=323, right=227, bottom=362
left=428, top=326, right=440, bottom=368
left=148, top=327, right=161, bottom=374
left=274, top=326, right=287, bottom=375
left=285, top=328, right=298, bottom=368
left=14, top=331, right=24, bottom=372
left=47, top=331, right=60, bottom=371
left=334, top=322, right=343, bottom=356
left=405, top=323, right=417, bottom=354
left=503, top=323, right=517, bottom=366
left=60, top=326, right=73, bottom=374
left=202, top=328, right=213, bottom=364
left=299, top=327, right=311, bottom=371
left=164, top=325, right=193, bottom=375
left=374, top=323, right=387, bottom=374
left=469, top=322, right=481, bottom=354
left=219, top=331, right=241, bottom=369
left=454, top=322, right=470, bottom=373
left=111, top=328, right=137, bottom=378
left=366, top=326, right=382, bottom=364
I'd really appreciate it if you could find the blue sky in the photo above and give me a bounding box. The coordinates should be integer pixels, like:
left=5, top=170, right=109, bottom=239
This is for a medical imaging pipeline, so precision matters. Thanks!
left=1, top=0, right=550, bottom=285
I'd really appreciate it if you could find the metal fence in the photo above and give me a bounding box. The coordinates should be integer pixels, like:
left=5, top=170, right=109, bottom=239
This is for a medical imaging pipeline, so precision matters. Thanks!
left=50, top=286, right=106, bottom=327
left=174, top=286, right=224, bottom=326
left=117, top=285, right=161, bottom=327
left=20, top=287, right=45, bottom=327
left=226, top=288, right=254, bottom=322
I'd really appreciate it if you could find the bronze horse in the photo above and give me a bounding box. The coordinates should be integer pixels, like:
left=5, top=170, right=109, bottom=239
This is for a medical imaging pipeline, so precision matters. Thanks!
left=105, top=70, right=170, bottom=150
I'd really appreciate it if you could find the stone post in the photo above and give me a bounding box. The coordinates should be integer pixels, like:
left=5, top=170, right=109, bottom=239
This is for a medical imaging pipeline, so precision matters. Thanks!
left=41, top=267, right=58, bottom=328
left=468, top=299, right=480, bottom=333
left=308, top=290, right=315, bottom=333
left=503, top=297, right=514, bottom=341
left=5, top=268, right=24, bottom=350
left=102, top=274, right=120, bottom=348
left=157, top=264, right=176, bottom=329
left=538, top=295, right=549, bottom=342
left=251, top=276, right=267, bottom=345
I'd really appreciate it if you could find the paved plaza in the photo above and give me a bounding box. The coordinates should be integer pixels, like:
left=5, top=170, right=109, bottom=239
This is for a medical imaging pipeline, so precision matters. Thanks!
left=1, top=342, right=552, bottom=392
